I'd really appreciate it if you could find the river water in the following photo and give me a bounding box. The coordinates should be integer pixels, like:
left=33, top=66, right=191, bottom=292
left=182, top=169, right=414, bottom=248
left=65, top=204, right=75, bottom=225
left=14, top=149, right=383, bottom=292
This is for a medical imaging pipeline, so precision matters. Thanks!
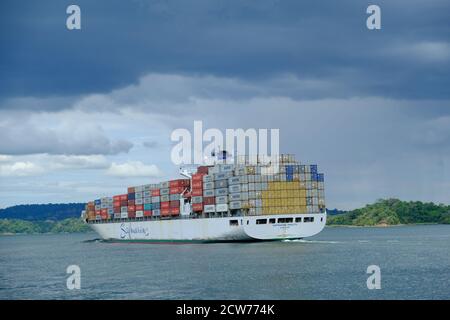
left=1, top=225, right=449, bottom=299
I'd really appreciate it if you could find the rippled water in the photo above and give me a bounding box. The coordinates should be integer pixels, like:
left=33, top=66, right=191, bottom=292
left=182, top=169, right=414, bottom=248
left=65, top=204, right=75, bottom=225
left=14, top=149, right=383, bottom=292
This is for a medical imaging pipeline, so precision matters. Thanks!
left=1, top=225, right=449, bottom=299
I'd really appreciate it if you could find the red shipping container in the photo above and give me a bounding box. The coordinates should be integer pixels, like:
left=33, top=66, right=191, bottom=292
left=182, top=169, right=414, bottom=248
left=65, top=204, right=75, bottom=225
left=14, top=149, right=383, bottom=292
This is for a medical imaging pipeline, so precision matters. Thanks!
left=120, top=200, right=128, bottom=206
left=144, top=210, right=152, bottom=217
left=100, top=213, right=108, bottom=219
left=128, top=187, right=135, bottom=193
left=101, top=208, right=108, bottom=215
left=170, top=207, right=180, bottom=215
left=161, top=201, right=170, bottom=209
left=191, top=189, right=203, bottom=196
left=95, top=210, right=101, bottom=215
left=128, top=205, right=135, bottom=212
left=128, top=200, right=135, bottom=206
left=128, top=212, right=136, bottom=218
left=197, top=166, right=209, bottom=174
left=169, top=180, right=182, bottom=188
left=192, top=173, right=205, bottom=182
left=151, top=189, right=160, bottom=196
left=192, top=203, right=203, bottom=212
left=170, top=200, right=180, bottom=208
left=136, top=204, right=144, bottom=211
left=161, top=208, right=170, bottom=216
left=120, top=194, right=128, bottom=201
left=113, top=195, right=122, bottom=201
left=203, top=196, right=215, bottom=205
left=191, top=181, right=203, bottom=189
left=169, top=186, right=183, bottom=194
left=113, top=201, right=121, bottom=208
left=114, top=207, right=120, bottom=213
left=169, top=179, right=190, bottom=188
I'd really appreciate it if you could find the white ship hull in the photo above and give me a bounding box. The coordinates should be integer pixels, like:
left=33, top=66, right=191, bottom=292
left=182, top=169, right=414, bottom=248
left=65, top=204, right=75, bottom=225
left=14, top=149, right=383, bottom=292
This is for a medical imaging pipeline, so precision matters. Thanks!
left=89, top=213, right=327, bottom=242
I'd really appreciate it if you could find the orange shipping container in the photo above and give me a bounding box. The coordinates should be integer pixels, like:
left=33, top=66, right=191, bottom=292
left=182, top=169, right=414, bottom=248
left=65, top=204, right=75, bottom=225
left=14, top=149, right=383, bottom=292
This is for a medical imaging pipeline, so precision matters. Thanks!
left=170, top=207, right=180, bottom=215
left=128, top=187, right=135, bottom=193
left=161, top=208, right=170, bottom=216
left=144, top=210, right=152, bottom=217
left=191, top=189, right=203, bottom=196
left=191, top=181, right=203, bottom=189
left=170, top=186, right=184, bottom=194
left=161, top=201, right=170, bottom=209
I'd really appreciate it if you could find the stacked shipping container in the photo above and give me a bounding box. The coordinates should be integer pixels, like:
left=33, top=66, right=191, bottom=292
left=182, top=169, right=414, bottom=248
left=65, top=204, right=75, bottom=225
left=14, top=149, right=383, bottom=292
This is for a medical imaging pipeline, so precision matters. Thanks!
left=84, top=155, right=325, bottom=221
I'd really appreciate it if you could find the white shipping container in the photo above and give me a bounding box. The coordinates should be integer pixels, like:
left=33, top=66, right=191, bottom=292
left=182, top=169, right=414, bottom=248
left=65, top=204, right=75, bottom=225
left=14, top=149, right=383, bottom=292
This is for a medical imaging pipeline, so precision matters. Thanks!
left=121, top=206, right=128, bottom=213
left=153, top=209, right=161, bottom=216
left=216, top=196, right=228, bottom=204
left=144, top=197, right=152, bottom=204
left=202, top=175, right=214, bottom=183
left=135, top=198, right=143, bottom=205
left=229, top=201, right=242, bottom=209
left=228, top=176, right=240, bottom=185
left=216, top=204, right=228, bottom=212
left=203, top=189, right=215, bottom=197
left=136, top=210, right=144, bottom=218
left=203, top=182, right=214, bottom=190
left=241, top=183, right=249, bottom=192
left=121, top=212, right=128, bottom=218
left=229, top=193, right=241, bottom=201
left=229, top=184, right=241, bottom=193
left=204, top=205, right=216, bottom=213
left=135, top=186, right=144, bottom=192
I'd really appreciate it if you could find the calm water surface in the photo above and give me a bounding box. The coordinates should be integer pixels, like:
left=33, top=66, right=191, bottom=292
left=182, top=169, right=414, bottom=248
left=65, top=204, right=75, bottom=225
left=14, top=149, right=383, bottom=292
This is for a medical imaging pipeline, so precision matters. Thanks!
left=1, top=225, right=449, bottom=299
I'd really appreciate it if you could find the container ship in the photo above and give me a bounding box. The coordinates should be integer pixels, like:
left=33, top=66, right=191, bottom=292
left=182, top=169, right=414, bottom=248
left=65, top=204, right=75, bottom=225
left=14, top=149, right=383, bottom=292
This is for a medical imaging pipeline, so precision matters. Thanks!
left=82, top=153, right=327, bottom=242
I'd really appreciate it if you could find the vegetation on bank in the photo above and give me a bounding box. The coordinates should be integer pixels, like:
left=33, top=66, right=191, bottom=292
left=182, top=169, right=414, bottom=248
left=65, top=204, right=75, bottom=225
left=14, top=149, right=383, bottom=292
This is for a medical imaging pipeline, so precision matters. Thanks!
left=1, top=199, right=449, bottom=233
left=327, top=199, right=450, bottom=226
left=0, top=218, right=90, bottom=234
left=0, top=203, right=86, bottom=221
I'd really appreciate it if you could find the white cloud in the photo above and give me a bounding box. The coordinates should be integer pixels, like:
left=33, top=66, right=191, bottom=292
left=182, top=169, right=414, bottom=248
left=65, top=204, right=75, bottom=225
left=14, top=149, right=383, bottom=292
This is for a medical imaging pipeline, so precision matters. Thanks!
left=0, top=115, right=133, bottom=156
left=106, top=161, right=163, bottom=178
left=0, top=161, right=46, bottom=177
left=388, top=41, right=450, bottom=63
left=0, top=155, right=12, bottom=162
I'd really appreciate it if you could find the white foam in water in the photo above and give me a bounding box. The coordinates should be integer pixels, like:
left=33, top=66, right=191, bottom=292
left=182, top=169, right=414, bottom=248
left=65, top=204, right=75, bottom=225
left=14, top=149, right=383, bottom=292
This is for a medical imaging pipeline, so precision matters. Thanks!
left=282, top=239, right=341, bottom=244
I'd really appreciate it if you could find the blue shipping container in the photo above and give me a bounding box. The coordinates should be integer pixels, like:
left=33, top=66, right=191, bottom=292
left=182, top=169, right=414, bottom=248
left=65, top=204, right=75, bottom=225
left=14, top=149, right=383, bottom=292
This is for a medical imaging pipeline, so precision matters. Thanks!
left=311, top=173, right=318, bottom=181
left=285, top=165, right=294, bottom=174
left=286, top=173, right=294, bottom=181
left=318, top=173, right=324, bottom=182
left=144, top=203, right=152, bottom=210
left=94, top=199, right=101, bottom=205
left=310, top=165, right=318, bottom=174
left=128, top=193, right=136, bottom=200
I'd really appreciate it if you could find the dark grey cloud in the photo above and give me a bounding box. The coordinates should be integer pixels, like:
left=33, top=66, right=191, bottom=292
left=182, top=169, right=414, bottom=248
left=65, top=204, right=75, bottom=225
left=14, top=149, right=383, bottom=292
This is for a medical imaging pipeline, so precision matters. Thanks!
left=0, top=0, right=449, bottom=104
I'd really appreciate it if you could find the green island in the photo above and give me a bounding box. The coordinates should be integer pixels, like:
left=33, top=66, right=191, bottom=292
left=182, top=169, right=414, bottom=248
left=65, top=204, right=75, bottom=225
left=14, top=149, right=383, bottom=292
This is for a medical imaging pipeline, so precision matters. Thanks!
left=327, top=199, right=450, bottom=226
left=0, top=199, right=449, bottom=234
left=0, top=218, right=90, bottom=234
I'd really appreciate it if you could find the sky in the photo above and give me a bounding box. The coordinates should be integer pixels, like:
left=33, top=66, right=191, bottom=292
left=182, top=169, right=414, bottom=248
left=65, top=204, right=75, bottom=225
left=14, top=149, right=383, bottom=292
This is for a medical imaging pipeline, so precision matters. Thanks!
left=0, top=0, right=449, bottom=209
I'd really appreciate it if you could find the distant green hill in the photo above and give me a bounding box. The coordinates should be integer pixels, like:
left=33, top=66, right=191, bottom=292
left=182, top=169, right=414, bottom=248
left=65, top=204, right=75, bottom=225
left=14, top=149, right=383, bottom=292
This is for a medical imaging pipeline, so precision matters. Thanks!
left=327, top=199, right=450, bottom=226
left=0, top=203, right=85, bottom=221
left=0, top=218, right=90, bottom=234
left=0, top=203, right=90, bottom=234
